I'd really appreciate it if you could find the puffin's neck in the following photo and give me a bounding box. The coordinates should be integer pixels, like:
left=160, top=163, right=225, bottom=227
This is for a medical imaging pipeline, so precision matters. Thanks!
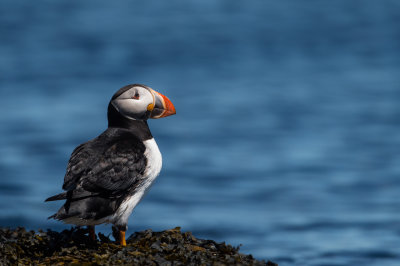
left=107, top=103, right=153, bottom=141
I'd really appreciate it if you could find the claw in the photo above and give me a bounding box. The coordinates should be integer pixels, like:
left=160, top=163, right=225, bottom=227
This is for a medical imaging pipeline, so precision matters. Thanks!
left=120, top=230, right=126, bottom=246
left=88, top=225, right=96, bottom=241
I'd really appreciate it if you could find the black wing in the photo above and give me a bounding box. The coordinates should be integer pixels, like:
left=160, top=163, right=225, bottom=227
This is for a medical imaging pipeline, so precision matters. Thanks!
left=62, top=128, right=147, bottom=196
left=62, top=142, right=96, bottom=191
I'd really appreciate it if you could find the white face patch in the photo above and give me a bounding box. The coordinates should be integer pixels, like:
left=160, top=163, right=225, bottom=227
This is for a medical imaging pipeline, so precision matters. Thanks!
left=111, top=86, right=154, bottom=120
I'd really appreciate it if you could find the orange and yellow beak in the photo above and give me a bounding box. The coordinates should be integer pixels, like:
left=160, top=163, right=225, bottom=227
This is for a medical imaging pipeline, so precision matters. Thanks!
left=149, top=89, right=176, bottom=119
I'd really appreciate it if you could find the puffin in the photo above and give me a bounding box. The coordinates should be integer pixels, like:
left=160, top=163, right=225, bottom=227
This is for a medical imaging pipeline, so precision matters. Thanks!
left=45, top=84, right=176, bottom=246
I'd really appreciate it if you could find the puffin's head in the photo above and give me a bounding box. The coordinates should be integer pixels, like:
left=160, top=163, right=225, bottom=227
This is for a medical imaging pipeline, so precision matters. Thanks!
left=108, top=84, right=176, bottom=122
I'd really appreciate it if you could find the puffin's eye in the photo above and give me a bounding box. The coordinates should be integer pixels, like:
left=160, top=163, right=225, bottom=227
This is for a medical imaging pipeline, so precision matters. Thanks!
left=132, top=92, right=140, bottom=100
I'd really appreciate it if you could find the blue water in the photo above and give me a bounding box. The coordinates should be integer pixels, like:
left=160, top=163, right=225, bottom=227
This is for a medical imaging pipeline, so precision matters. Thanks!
left=1, top=1, right=399, bottom=265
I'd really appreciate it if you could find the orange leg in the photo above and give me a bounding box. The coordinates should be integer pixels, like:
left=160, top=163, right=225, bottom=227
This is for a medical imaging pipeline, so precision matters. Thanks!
left=88, top=225, right=96, bottom=241
left=120, top=230, right=126, bottom=246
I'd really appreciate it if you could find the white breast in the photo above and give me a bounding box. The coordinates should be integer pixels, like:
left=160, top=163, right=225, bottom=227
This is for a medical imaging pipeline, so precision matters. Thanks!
left=110, top=138, right=162, bottom=226
left=142, top=138, right=163, bottom=184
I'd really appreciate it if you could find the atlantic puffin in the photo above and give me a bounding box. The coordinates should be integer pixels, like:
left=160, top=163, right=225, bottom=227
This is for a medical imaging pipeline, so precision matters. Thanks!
left=45, top=84, right=176, bottom=246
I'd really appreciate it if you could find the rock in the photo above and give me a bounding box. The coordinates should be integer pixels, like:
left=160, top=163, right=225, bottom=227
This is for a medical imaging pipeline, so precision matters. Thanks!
left=0, top=226, right=277, bottom=265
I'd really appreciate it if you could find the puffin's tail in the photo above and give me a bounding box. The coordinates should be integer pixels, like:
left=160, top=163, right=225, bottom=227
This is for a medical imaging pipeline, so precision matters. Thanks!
left=45, top=192, right=67, bottom=202
left=47, top=213, right=57, bottom=219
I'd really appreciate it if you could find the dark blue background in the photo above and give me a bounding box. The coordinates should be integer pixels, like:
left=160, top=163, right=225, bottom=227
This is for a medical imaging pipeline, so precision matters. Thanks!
left=1, top=1, right=399, bottom=265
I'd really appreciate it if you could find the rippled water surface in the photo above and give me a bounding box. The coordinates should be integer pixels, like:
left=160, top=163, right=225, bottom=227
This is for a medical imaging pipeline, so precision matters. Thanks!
left=1, top=1, right=399, bottom=265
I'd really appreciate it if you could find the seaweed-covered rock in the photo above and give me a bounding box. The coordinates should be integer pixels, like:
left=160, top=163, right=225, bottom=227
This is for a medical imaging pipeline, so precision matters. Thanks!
left=0, top=226, right=277, bottom=265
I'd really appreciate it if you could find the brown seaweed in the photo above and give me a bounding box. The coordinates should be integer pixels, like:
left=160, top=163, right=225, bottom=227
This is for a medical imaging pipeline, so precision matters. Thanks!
left=0, top=226, right=277, bottom=265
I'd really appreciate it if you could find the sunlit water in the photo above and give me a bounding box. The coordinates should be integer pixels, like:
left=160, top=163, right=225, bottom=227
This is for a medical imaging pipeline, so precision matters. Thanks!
left=1, top=1, right=399, bottom=265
